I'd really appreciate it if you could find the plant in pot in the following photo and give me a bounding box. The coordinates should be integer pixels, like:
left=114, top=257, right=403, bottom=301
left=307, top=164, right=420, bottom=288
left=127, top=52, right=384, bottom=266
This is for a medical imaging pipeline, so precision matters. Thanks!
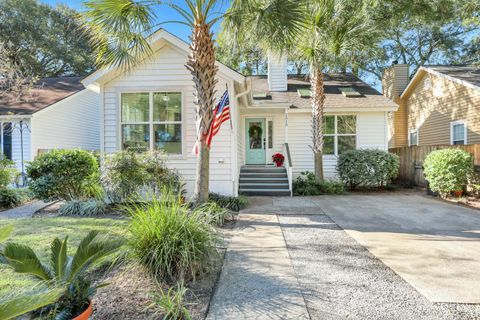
left=272, top=153, right=285, bottom=167
left=0, top=230, right=122, bottom=320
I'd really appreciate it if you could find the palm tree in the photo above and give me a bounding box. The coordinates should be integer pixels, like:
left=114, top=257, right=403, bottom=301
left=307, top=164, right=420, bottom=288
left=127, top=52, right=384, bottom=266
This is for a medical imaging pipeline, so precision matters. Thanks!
left=225, top=0, right=377, bottom=182
left=82, top=0, right=302, bottom=204
left=0, top=230, right=121, bottom=319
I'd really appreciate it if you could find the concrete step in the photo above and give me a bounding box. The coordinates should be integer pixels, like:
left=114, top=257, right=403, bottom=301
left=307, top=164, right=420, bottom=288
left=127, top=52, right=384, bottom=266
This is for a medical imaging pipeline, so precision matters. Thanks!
left=240, top=167, right=286, bottom=174
left=239, top=183, right=290, bottom=190
left=239, top=189, right=291, bottom=196
left=240, top=172, right=288, bottom=179
left=239, top=177, right=289, bottom=184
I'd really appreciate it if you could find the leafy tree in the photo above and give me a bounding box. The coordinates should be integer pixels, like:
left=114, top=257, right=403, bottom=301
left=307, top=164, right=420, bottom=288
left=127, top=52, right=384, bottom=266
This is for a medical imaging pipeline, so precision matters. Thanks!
left=0, top=0, right=95, bottom=77
left=83, top=0, right=300, bottom=204
left=361, top=0, right=480, bottom=82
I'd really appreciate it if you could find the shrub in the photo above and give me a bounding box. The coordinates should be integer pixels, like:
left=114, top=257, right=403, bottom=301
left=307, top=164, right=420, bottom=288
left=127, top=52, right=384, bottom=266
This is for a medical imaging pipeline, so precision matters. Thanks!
left=208, top=193, right=248, bottom=212
left=337, top=149, right=399, bottom=189
left=195, top=202, right=233, bottom=226
left=26, top=150, right=99, bottom=201
left=152, top=283, right=191, bottom=320
left=102, top=151, right=184, bottom=203
left=0, top=188, right=22, bottom=208
left=59, top=200, right=107, bottom=216
left=127, top=191, right=217, bottom=282
left=293, top=172, right=345, bottom=196
left=0, top=154, right=16, bottom=188
left=423, top=148, right=473, bottom=196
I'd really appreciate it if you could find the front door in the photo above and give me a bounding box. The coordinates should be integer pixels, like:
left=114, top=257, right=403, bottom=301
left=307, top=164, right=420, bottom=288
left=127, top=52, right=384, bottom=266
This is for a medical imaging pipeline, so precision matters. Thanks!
left=245, top=118, right=266, bottom=164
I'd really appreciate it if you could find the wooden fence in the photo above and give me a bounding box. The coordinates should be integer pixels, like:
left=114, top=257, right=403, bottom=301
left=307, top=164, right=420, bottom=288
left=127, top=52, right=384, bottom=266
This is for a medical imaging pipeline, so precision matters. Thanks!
left=389, top=144, right=480, bottom=187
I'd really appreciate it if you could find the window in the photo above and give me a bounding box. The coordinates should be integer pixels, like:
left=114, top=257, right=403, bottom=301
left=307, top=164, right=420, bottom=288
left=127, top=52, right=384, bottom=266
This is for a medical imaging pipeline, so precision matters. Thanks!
left=267, top=120, right=273, bottom=149
left=121, top=92, right=182, bottom=154
left=1, top=122, right=12, bottom=160
left=323, top=115, right=357, bottom=156
left=451, top=120, right=466, bottom=145
left=409, top=130, right=418, bottom=146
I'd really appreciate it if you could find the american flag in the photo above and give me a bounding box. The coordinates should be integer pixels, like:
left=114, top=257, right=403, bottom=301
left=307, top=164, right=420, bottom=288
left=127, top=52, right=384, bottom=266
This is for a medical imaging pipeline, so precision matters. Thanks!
left=193, top=90, right=231, bottom=155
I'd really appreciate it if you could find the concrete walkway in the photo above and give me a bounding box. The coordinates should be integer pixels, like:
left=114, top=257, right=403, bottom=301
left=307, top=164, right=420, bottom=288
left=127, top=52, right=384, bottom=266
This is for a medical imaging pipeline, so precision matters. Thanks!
left=0, top=200, right=48, bottom=219
left=319, top=193, right=480, bottom=304
left=206, top=212, right=310, bottom=320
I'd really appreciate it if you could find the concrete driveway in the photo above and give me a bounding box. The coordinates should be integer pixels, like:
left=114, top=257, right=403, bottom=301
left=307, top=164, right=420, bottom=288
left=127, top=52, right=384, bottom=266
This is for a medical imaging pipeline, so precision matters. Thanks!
left=319, top=192, right=480, bottom=304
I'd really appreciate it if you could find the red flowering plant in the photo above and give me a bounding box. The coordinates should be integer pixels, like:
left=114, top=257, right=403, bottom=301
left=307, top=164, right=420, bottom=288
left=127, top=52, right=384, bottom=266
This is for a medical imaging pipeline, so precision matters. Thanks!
left=272, top=153, right=285, bottom=167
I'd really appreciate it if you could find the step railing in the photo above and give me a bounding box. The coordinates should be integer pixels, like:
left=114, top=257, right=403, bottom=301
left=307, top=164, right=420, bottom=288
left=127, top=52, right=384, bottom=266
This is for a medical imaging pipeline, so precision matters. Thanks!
left=283, top=143, right=293, bottom=197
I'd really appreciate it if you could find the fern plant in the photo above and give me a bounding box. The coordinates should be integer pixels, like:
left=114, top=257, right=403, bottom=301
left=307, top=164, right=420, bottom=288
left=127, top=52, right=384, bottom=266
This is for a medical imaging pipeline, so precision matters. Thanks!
left=0, top=230, right=122, bottom=319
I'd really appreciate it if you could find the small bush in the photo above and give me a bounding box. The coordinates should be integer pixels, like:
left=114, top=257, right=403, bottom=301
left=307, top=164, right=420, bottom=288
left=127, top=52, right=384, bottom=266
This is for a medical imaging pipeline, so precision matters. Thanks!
left=59, top=200, right=107, bottom=216
left=293, top=172, right=345, bottom=196
left=337, top=149, right=399, bottom=189
left=127, top=191, right=217, bottom=282
left=153, top=283, right=191, bottom=320
left=26, top=150, right=99, bottom=201
left=0, top=188, right=22, bottom=208
left=423, top=148, right=473, bottom=196
left=0, top=154, right=16, bottom=188
left=195, top=202, right=233, bottom=226
left=208, top=193, right=248, bottom=212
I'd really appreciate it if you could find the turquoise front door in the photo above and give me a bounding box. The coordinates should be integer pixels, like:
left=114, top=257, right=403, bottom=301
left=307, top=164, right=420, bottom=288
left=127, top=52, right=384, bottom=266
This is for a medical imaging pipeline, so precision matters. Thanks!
left=245, top=118, right=266, bottom=164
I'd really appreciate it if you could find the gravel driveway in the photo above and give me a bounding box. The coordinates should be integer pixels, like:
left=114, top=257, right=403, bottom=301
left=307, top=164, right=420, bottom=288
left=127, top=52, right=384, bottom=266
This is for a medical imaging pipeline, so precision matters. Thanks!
left=279, top=213, right=480, bottom=320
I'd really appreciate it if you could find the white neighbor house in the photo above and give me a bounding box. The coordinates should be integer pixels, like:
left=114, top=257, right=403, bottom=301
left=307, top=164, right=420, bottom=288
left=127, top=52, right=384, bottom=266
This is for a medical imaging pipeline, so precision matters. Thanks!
left=0, top=77, right=100, bottom=177
left=1, top=29, right=397, bottom=195
left=81, top=29, right=398, bottom=197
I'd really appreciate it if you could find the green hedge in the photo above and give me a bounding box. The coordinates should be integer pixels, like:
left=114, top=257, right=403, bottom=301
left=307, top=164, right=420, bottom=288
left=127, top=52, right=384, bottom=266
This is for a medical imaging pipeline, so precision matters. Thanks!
left=423, top=148, right=473, bottom=195
left=293, top=172, right=345, bottom=196
left=337, top=149, right=399, bottom=189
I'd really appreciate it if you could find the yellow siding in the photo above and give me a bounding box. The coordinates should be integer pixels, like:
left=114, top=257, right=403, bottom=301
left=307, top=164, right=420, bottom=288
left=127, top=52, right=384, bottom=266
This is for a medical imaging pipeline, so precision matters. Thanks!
left=407, top=73, right=480, bottom=145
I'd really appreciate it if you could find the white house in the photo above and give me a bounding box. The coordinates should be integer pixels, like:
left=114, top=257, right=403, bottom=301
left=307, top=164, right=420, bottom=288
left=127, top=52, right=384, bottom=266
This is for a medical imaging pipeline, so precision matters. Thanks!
left=0, top=77, right=100, bottom=179
left=81, top=29, right=398, bottom=196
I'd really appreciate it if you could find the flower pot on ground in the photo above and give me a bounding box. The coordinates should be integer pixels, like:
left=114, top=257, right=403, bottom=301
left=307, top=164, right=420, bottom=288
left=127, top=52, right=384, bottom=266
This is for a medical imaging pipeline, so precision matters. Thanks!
left=272, top=153, right=285, bottom=167
left=73, top=300, right=93, bottom=320
left=453, top=190, right=463, bottom=198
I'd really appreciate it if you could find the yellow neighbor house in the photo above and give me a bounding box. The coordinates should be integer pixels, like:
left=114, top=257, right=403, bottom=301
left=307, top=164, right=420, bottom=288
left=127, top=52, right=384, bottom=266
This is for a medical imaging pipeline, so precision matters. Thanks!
left=383, top=64, right=480, bottom=147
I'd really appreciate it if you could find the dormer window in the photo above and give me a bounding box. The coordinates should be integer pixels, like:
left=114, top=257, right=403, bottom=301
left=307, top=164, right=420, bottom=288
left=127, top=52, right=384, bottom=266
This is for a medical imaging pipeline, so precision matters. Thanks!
left=339, top=87, right=362, bottom=97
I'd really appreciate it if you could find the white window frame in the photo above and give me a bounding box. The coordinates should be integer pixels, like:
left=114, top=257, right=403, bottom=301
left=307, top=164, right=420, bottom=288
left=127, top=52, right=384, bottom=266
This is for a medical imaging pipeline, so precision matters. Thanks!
left=120, top=91, right=183, bottom=155
left=409, top=129, right=419, bottom=146
left=323, top=115, right=357, bottom=157
left=450, top=120, right=467, bottom=145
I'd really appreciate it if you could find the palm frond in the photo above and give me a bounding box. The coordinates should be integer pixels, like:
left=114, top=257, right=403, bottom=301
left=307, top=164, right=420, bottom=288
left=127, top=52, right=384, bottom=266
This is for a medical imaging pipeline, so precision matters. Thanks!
left=0, top=288, right=64, bottom=320
left=3, top=243, right=52, bottom=281
left=50, top=237, right=68, bottom=281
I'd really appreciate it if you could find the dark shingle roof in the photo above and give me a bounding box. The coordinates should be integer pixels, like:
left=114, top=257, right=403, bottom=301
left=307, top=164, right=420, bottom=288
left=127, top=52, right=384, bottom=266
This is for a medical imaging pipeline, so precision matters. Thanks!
left=248, top=74, right=397, bottom=109
left=426, top=65, right=480, bottom=88
left=0, top=77, right=84, bottom=115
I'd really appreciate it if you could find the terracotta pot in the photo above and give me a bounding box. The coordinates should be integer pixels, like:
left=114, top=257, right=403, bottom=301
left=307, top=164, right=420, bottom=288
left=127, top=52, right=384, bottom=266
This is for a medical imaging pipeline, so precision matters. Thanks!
left=452, top=190, right=463, bottom=197
left=73, top=301, right=93, bottom=320
left=274, top=161, right=283, bottom=167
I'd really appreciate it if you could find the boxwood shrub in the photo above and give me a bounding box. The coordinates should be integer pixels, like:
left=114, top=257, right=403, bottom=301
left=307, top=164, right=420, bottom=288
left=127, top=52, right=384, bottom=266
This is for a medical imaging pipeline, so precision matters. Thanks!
left=337, top=149, right=399, bottom=189
left=423, top=148, right=473, bottom=196
left=26, top=149, right=100, bottom=201
left=293, top=172, right=345, bottom=196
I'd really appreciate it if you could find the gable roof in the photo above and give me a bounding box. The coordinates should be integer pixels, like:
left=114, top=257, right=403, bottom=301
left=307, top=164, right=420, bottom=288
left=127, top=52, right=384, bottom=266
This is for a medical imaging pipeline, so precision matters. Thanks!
left=0, top=77, right=84, bottom=116
left=82, top=29, right=245, bottom=90
left=248, top=74, right=398, bottom=111
left=401, top=65, right=480, bottom=99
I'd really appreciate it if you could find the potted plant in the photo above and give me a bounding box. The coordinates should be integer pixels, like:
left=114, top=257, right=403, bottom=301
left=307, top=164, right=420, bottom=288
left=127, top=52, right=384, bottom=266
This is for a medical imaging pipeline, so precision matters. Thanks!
left=272, top=153, right=285, bottom=167
left=0, top=231, right=121, bottom=320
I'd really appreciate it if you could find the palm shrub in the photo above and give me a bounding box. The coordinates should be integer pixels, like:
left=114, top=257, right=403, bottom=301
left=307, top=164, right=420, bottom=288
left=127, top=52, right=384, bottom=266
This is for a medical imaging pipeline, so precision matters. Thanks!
left=423, top=148, right=473, bottom=196
left=0, top=231, right=122, bottom=319
left=26, top=149, right=100, bottom=201
left=337, top=149, right=399, bottom=189
left=127, top=191, right=217, bottom=282
left=208, top=193, right=248, bottom=212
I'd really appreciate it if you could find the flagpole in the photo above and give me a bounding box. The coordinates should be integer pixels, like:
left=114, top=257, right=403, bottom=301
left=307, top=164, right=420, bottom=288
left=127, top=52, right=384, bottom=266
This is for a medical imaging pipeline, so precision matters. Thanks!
left=226, top=83, right=233, bottom=131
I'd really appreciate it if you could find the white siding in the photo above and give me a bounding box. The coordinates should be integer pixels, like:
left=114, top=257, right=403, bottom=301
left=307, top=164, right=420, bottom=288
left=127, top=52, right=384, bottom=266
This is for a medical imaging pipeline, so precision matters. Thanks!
left=102, top=44, right=235, bottom=196
left=31, top=90, right=101, bottom=155
left=288, top=111, right=388, bottom=179
left=267, top=54, right=288, bottom=91
left=11, top=119, right=31, bottom=173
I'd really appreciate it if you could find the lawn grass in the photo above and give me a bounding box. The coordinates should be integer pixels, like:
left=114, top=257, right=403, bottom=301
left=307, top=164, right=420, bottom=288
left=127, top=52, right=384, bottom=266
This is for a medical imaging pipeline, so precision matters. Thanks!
left=0, top=216, right=129, bottom=297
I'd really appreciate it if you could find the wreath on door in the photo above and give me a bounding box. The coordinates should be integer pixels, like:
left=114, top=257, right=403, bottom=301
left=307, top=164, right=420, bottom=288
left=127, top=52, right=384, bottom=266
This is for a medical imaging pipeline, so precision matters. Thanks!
left=248, top=124, right=263, bottom=139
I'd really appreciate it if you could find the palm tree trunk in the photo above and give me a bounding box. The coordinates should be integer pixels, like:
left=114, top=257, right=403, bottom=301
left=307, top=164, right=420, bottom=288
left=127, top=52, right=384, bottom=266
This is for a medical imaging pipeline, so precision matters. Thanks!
left=186, top=22, right=218, bottom=204
left=310, top=67, right=325, bottom=182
